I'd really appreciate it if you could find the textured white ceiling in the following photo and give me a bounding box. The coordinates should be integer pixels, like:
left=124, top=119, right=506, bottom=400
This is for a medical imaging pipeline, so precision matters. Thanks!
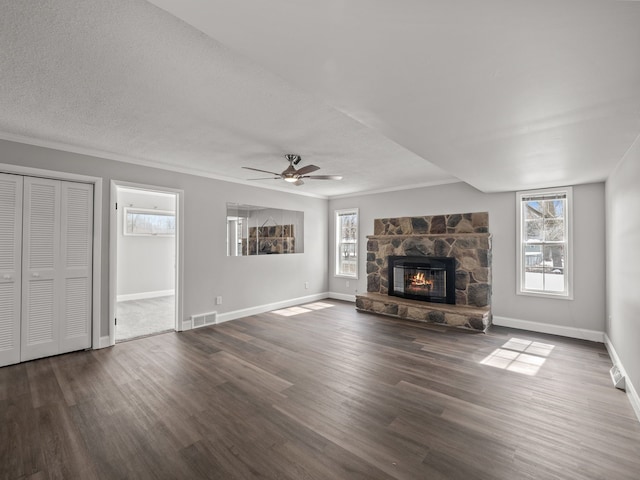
left=0, top=0, right=456, bottom=198
left=149, top=0, right=640, bottom=193
left=1, top=0, right=639, bottom=197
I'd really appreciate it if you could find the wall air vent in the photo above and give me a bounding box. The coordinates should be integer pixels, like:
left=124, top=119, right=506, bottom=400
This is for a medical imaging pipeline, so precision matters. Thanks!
left=191, top=311, right=217, bottom=329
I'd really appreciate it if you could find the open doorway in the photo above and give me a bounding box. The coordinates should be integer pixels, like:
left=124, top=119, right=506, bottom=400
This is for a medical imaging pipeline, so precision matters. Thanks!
left=114, top=186, right=177, bottom=342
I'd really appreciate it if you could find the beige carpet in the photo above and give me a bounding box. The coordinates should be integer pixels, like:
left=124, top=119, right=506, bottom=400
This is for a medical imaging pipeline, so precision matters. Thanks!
left=116, top=295, right=175, bottom=341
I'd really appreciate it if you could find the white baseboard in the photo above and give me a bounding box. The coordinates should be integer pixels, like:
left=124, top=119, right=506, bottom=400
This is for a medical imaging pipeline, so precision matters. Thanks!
left=604, top=334, right=640, bottom=423
left=98, top=335, right=112, bottom=349
left=492, top=315, right=604, bottom=343
left=117, top=289, right=174, bottom=302
left=215, top=292, right=331, bottom=325
left=328, top=292, right=356, bottom=302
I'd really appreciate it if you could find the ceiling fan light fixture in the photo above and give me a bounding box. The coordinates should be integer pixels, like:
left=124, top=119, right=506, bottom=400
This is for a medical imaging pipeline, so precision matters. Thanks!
left=283, top=176, right=298, bottom=183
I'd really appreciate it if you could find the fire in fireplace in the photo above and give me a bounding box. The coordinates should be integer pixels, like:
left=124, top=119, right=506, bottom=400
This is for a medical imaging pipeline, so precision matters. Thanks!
left=388, top=256, right=456, bottom=304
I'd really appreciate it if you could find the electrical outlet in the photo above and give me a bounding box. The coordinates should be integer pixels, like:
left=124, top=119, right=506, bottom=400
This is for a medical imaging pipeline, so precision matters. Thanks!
left=346, top=280, right=350, bottom=287
left=216, top=296, right=222, bottom=305
left=304, top=282, right=309, bottom=289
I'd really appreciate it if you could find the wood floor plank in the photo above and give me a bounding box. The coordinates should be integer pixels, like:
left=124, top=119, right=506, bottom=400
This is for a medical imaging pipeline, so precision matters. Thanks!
left=0, top=393, right=42, bottom=479
left=1, top=300, right=639, bottom=479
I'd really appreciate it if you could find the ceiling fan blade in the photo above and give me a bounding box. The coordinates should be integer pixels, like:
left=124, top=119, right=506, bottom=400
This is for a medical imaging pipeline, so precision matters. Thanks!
left=295, top=164, right=320, bottom=175
left=242, top=166, right=282, bottom=176
left=247, top=177, right=281, bottom=180
left=294, top=179, right=304, bottom=186
left=301, top=175, right=343, bottom=180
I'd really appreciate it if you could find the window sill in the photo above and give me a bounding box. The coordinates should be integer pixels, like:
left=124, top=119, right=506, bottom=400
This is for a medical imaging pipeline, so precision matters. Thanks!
left=517, top=290, right=573, bottom=301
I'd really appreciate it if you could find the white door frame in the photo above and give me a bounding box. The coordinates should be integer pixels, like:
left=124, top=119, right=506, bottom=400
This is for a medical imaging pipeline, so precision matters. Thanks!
left=0, top=163, right=103, bottom=350
left=109, top=180, right=184, bottom=345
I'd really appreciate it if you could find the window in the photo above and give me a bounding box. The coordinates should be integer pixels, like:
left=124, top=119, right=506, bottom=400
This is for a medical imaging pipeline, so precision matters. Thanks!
left=335, top=208, right=358, bottom=278
left=517, top=187, right=572, bottom=298
left=124, top=207, right=175, bottom=236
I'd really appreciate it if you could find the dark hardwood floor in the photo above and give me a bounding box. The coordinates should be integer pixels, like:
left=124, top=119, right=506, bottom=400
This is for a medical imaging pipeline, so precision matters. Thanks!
left=1, top=300, right=639, bottom=479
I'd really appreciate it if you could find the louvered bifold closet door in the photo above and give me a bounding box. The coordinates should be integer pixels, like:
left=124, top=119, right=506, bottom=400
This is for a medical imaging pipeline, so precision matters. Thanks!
left=59, top=181, right=93, bottom=354
left=21, top=177, right=62, bottom=362
left=0, top=173, right=23, bottom=367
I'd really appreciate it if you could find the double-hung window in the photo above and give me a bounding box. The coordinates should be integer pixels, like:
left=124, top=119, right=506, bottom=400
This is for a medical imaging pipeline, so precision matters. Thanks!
left=517, top=187, right=573, bottom=298
left=335, top=208, right=358, bottom=278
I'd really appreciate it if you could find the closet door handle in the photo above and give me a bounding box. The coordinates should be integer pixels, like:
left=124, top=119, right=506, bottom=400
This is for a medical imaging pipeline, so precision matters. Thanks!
left=32, top=272, right=40, bottom=278
left=2, top=274, right=11, bottom=280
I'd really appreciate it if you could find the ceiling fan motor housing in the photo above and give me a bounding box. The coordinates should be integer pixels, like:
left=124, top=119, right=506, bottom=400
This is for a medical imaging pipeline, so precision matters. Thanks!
left=285, top=154, right=302, bottom=165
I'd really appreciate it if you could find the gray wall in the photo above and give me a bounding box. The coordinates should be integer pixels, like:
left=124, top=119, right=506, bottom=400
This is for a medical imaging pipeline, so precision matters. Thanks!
left=0, top=139, right=329, bottom=338
left=117, top=189, right=176, bottom=297
left=329, top=181, right=606, bottom=333
left=0, top=137, right=608, bottom=344
left=606, top=140, right=640, bottom=400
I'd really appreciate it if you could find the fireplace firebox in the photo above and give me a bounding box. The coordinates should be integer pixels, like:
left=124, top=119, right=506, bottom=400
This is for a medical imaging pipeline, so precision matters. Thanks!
left=388, top=256, right=456, bottom=304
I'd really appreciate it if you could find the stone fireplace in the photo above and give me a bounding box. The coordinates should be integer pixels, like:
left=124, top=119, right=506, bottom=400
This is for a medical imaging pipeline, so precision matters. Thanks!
left=355, top=212, right=492, bottom=331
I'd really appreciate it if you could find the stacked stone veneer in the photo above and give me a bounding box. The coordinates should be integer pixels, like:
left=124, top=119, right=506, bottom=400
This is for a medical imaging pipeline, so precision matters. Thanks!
left=242, top=224, right=296, bottom=255
left=356, top=212, right=492, bottom=331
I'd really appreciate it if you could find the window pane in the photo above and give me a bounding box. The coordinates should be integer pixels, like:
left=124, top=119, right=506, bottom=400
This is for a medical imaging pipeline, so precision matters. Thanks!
left=524, top=200, right=543, bottom=219
left=542, top=268, right=565, bottom=292
left=525, top=219, right=543, bottom=242
left=524, top=244, right=543, bottom=270
left=524, top=270, right=544, bottom=291
left=126, top=211, right=175, bottom=235
left=543, top=244, right=564, bottom=274
left=544, top=218, right=564, bottom=242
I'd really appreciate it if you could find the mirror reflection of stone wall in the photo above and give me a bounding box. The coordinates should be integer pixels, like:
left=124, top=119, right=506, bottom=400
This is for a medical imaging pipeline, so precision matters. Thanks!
left=226, top=203, right=304, bottom=256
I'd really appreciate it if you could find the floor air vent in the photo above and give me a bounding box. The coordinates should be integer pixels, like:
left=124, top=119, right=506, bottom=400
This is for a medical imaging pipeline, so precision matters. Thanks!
left=191, top=311, right=217, bottom=329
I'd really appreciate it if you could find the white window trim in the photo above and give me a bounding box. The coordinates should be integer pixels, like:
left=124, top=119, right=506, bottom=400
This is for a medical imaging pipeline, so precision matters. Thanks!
left=516, top=186, right=573, bottom=300
left=335, top=208, right=359, bottom=279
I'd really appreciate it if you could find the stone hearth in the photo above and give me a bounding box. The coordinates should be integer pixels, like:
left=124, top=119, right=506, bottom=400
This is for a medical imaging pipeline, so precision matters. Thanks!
left=356, top=212, right=492, bottom=332
left=356, top=292, right=490, bottom=331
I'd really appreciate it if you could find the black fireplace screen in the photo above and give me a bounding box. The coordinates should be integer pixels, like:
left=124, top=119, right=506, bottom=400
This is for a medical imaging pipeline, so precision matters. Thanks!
left=388, top=256, right=456, bottom=304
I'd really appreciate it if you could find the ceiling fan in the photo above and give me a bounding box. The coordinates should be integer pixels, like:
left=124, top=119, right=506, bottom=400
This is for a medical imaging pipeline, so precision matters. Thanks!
left=242, top=154, right=343, bottom=186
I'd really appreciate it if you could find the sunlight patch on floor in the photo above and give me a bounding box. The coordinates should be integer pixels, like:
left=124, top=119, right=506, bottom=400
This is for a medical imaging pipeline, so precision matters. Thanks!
left=303, top=302, right=334, bottom=310
left=272, top=302, right=334, bottom=316
left=272, top=306, right=311, bottom=316
left=480, top=338, right=555, bottom=376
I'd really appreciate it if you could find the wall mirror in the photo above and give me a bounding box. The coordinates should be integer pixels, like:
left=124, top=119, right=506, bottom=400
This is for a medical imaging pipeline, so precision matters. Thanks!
left=226, top=203, right=304, bottom=256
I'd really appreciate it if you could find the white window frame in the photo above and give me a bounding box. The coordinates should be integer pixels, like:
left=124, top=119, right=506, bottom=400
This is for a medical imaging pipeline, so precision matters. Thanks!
left=123, top=207, right=176, bottom=237
left=516, top=187, right=573, bottom=299
left=335, top=208, right=359, bottom=279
